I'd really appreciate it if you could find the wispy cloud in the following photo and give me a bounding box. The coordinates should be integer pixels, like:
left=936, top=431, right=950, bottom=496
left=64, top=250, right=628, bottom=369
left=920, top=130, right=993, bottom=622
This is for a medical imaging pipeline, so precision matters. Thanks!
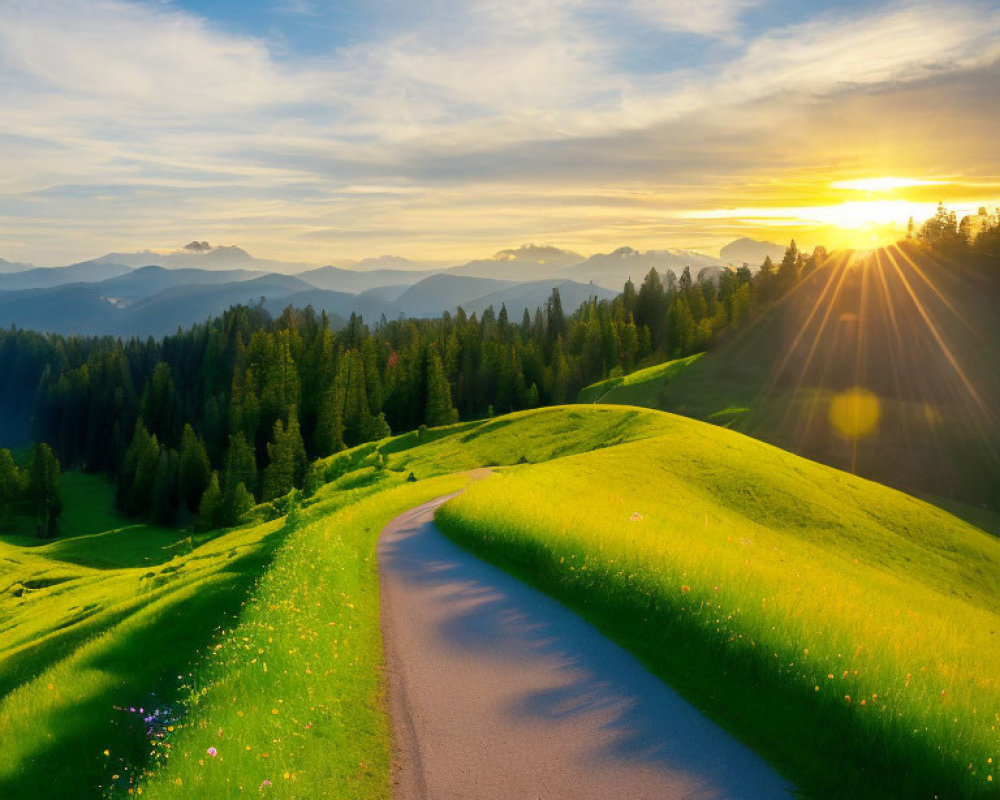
left=626, top=0, right=759, bottom=36
left=0, top=0, right=998, bottom=264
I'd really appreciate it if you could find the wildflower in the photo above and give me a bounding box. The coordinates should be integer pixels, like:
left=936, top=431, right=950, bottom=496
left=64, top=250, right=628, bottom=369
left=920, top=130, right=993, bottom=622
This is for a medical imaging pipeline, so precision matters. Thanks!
left=681, top=585, right=691, bottom=594
left=207, top=747, right=218, bottom=757
left=260, top=779, right=273, bottom=790
left=104, top=750, right=110, bottom=756
left=845, top=695, right=851, bottom=703
left=630, top=512, right=642, bottom=522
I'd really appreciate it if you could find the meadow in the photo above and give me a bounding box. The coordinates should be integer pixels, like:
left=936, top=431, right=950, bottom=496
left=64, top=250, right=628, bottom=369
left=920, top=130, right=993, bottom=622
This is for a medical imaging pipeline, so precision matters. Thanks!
left=436, top=410, right=1000, bottom=799
left=0, top=406, right=677, bottom=799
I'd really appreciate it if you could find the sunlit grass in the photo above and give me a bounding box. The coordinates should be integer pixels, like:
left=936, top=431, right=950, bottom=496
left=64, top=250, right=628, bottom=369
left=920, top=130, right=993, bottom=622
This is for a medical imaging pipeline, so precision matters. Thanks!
left=5, top=404, right=995, bottom=798
left=0, top=485, right=286, bottom=799
left=577, top=353, right=704, bottom=405
left=0, top=405, right=676, bottom=798
left=437, top=412, right=1000, bottom=799
left=137, top=474, right=468, bottom=799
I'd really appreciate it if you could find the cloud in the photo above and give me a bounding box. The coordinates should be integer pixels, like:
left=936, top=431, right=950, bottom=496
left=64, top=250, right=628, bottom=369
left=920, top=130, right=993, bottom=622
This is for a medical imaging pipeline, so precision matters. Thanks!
left=0, top=0, right=999, bottom=265
left=625, top=0, right=758, bottom=36
left=276, top=0, right=317, bottom=15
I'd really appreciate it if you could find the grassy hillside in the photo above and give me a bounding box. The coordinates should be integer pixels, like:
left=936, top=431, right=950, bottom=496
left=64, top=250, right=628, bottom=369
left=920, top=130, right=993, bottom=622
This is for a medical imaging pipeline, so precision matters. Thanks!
left=577, top=352, right=704, bottom=406
left=0, top=406, right=675, bottom=799
left=0, top=476, right=287, bottom=799
left=437, top=408, right=1000, bottom=799
left=577, top=245, right=1000, bottom=509
left=5, top=404, right=996, bottom=798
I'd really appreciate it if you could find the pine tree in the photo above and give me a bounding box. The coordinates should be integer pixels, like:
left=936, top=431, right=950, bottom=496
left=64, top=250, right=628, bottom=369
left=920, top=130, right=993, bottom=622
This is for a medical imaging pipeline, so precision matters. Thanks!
left=777, top=240, right=800, bottom=292
left=425, top=347, right=459, bottom=427
left=285, top=408, right=308, bottom=487
left=27, top=443, right=61, bottom=539
left=0, top=449, right=19, bottom=523
left=121, top=421, right=160, bottom=517
left=178, top=424, right=211, bottom=514
left=220, top=482, right=254, bottom=527
left=151, top=449, right=179, bottom=524
left=314, top=377, right=345, bottom=456
left=196, top=471, right=223, bottom=531
left=141, top=362, right=180, bottom=446
left=223, top=432, right=257, bottom=500
left=263, top=420, right=295, bottom=501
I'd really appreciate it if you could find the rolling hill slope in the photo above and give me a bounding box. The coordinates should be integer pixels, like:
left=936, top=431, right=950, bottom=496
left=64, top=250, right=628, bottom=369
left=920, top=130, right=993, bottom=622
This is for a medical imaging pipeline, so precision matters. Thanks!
left=579, top=244, right=1000, bottom=508
left=2, top=405, right=996, bottom=798
left=437, top=407, right=1000, bottom=799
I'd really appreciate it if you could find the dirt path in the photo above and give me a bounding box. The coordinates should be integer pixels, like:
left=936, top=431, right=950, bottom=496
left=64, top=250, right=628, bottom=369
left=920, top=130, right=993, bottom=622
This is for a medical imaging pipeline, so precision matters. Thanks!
left=378, top=495, right=795, bottom=800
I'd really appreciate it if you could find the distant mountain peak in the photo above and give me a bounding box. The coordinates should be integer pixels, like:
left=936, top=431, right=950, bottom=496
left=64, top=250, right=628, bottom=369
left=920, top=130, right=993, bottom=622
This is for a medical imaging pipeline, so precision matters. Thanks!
left=719, top=237, right=786, bottom=266
left=489, top=244, right=583, bottom=263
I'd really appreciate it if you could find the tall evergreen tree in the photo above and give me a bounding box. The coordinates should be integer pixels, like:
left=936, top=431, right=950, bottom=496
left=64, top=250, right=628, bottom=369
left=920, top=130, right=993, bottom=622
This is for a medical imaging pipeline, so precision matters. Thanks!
left=223, top=432, right=258, bottom=499
left=196, top=471, right=223, bottom=531
left=27, top=443, right=61, bottom=539
left=178, top=423, right=211, bottom=514
left=425, top=347, right=459, bottom=427
left=263, top=419, right=295, bottom=501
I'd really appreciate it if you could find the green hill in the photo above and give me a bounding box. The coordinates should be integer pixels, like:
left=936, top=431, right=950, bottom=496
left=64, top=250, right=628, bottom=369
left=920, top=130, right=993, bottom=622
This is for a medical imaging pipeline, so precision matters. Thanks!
left=2, top=404, right=997, bottom=798
left=578, top=244, right=1000, bottom=509
left=438, top=407, right=1000, bottom=799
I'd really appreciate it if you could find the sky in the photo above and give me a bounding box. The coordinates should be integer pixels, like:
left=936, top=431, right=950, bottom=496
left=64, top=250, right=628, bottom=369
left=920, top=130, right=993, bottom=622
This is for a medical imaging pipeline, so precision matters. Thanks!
left=1, top=0, right=1000, bottom=267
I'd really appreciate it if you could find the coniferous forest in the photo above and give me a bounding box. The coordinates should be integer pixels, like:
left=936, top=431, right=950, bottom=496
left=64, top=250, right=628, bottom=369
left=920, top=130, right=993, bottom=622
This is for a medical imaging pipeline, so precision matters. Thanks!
left=2, top=207, right=998, bottom=535
left=0, top=252, right=785, bottom=530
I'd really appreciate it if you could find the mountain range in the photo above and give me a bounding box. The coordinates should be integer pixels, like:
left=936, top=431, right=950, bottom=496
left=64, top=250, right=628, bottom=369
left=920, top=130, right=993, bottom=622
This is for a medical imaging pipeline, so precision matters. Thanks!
left=0, top=239, right=778, bottom=337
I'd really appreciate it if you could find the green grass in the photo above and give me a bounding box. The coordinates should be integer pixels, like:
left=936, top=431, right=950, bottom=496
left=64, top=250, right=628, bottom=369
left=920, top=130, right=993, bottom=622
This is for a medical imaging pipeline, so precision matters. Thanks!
left=6, top=404, right=997, bottom=798
left=0, top=405, right=678, bottom=799
left=577, top=352, right=704, bottom=405
left=0, top=474, right=288, bottom=799
left=137, top=473, right=469, bottom=800
left=436, top=409, right=1000, bottom=799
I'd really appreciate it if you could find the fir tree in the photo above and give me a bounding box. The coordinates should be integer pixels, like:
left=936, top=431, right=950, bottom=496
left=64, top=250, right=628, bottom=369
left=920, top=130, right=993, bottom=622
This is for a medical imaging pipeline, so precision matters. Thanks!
left=425, top=347, right=459, bottom=427
left=27, top=443, right=61, bottom=539
left=196, top=471, right=223, bottom=531
left=178, top=424, right=211, bottom=514
left=263, top=420, right=295, bottom=501
left=223, top=432, right=257, bottom=500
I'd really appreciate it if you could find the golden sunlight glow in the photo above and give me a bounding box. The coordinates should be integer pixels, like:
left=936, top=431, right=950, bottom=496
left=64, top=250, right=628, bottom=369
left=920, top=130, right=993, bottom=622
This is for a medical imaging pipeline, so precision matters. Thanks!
left=830, top=177, right=947, bottom=192
left=829, top=387, right=881, bottom=440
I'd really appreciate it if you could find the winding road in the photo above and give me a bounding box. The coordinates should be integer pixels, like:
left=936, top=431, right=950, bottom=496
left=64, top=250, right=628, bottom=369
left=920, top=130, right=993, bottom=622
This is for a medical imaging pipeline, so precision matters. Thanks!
left=378, top=495, right=795, bottom=800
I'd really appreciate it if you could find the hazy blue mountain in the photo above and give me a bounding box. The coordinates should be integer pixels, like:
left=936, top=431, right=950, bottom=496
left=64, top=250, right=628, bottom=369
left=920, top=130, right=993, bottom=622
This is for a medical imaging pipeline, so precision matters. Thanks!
left=296, top=265, right=440, bottom=293
left=0, top=261, right=134, bottom=290
left=0, top=257, right=34, bottom=274
left=87, top=245, right=312, bottom=273
left=445, top=245, right=584, bottom=281
left=0, top=273, right=311, bottom=337
left=357, top=284, right=410, bottom=302
left=346, top=255, right=453, bottom=272
left=98, top=265, right=268, bottom=302
left=263, top=289, right=398, bottom=325
left=119, top=274, right=313, bottom=335
left=459, top=279, right=616, bottom=319
left=719, top=237, right=786, bottom=266
left=563, top=246, right=723, bottom=291
left=394, top=274, right=519, bottom=317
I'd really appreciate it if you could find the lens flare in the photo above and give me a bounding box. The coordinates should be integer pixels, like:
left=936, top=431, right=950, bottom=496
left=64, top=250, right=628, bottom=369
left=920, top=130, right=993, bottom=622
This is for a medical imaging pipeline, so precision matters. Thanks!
left=829, top=387, right=880, bottom=440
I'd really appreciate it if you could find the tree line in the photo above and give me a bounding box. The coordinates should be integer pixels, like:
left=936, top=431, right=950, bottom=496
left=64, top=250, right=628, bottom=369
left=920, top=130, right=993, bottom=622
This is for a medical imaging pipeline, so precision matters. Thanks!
left=0, top=243, right=816, bottom=534
left=0, top=444, right=62, bottom=538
